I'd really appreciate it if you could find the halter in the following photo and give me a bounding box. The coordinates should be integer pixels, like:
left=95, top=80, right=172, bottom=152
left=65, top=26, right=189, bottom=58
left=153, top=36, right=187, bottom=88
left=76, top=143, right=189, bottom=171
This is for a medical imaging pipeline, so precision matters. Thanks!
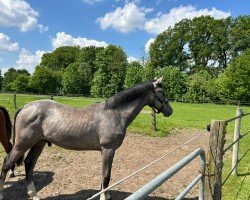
left=152, top=90, right=168, bottom=114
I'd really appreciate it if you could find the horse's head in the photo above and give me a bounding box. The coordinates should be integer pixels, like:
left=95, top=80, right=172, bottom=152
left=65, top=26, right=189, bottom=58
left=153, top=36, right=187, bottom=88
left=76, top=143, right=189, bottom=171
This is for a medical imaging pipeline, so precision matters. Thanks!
left=150, top=77, right=173, bottom=117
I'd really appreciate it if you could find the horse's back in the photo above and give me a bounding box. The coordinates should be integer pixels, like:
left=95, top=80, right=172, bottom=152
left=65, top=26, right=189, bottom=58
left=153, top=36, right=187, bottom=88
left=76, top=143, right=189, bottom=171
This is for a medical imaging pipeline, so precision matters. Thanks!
left=16, top=100, right=104, bottom=150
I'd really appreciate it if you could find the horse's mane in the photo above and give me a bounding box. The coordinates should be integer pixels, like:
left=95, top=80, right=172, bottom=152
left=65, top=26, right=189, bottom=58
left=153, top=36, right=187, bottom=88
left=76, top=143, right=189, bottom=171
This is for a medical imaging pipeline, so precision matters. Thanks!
left=105, top=81, right=154, bottom=109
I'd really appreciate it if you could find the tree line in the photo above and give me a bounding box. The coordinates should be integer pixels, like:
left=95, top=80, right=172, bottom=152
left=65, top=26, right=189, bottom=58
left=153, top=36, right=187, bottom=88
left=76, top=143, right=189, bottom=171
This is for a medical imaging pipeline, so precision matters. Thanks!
left=0, top=15, right=249, bottom=103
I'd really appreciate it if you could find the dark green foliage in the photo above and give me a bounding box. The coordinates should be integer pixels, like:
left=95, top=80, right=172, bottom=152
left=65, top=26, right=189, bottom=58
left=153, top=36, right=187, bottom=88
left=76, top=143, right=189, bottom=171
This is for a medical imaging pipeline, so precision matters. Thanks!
left=2, top=68, right=30, bottom=92
left=188, top=16, right=214, bottom=73
left=78, top=46, right=104, bottom=74
left=184, top=70, right=216, bottom=101
left=150, top=19, right=190, bottom=71
left=142, top=62, right=155, bottom=81
left=29, top=66, right=62, bottom=94
left=91, top=45, right=127, bottom=97
left=62, top=62, right=92, bottom=95
left=217, top=49, right=250, bottom=102
left=11, top=74, right=30, bottom=93
left=231, top=16, right=250, bottom=58
left=149, top=15, right=250, bottom=76
left=155, top=66, right=187, bottom=99
left=210, top=17, right=232, bottom=73
left=40, top=46, right=80, bottom=70
left=124, top=61, right=143, bottom=88
left=2, top=68, right=17, bottom=92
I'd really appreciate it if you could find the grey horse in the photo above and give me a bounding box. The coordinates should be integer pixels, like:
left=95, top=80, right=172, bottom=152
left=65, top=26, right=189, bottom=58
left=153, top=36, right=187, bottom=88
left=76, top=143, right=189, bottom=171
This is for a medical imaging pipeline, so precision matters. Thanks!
left=0, top=77, right=172, bottom=200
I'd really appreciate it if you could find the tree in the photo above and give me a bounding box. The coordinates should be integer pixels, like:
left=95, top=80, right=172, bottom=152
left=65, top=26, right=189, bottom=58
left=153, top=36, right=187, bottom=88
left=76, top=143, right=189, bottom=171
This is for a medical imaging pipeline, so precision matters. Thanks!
left=216, top=49, right=250, bottom=102
left=188, top=16, right=214, bottom=73
left=29, top=66, right=62, bottom=94
left=91, top=45, right=127, bottom=97
left=155, top=66, right=187, bottom=99
left=210, top=17, right=232, bottom=74
left=230, top=15, right=250, bottom=58
left=124, top=61, right=143, bottom=88
left=149, top=19, right=190, bottom=71
left=142, top=61, right=155, bottom=81
left=2, top=68, right=30, bottom=92
left=78, top=46, right=104, bottom=74
left=62, top=62, right=92, bottom=95
left=2, top=68, right=17, bottom=92
left=11, top=74, right=30, bottom=93
left=149, top=16, right=250, bottom=76
left=40, top=46, right=80, bottom=70
left=184, top=70, right=215, bottom=101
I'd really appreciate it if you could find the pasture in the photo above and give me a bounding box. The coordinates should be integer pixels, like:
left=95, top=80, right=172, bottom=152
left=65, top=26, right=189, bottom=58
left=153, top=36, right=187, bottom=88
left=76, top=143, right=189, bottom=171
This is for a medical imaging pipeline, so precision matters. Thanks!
left=0, top=93, right=249, bottom=199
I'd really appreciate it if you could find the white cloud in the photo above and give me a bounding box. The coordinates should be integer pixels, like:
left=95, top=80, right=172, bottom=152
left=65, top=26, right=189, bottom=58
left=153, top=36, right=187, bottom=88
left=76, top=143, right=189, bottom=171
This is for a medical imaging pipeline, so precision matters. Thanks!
left=127, top=56, right=138, bottom=63
left=82, top=0, right=103, bottom=4
left=1, top=67, right=10, bottom=75
left=144, top=38, right=155, bottom=53
left=52, top=32, right=108, bottom=49
left=0, top=0, right=48, bottom=32
left=96, top=2, right=153, bottom=33
left=38, top=24, right=49, bottom=33
left=145, top=5, right=231, bottom=34
left=0, top=33, right=19, bottom=52
left=97, top=4, right=230, bottom=34
left=16, top=48, right=46, bottom=73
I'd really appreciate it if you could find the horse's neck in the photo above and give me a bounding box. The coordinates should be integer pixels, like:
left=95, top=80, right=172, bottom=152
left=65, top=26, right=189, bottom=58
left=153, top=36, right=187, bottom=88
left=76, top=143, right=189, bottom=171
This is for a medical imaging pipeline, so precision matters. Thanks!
left=120, top=96, right=149, bottom=126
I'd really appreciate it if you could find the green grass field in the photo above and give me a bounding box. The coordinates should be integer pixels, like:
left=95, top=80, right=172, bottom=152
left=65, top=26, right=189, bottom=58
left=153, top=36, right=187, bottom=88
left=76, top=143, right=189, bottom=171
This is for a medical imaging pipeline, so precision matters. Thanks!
left=0, top=93, right=249, bottom=199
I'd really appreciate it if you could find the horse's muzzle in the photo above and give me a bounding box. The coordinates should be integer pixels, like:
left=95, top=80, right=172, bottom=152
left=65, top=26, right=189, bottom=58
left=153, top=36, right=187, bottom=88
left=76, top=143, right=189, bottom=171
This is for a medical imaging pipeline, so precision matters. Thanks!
left=163, top=106, right=173, bottom=117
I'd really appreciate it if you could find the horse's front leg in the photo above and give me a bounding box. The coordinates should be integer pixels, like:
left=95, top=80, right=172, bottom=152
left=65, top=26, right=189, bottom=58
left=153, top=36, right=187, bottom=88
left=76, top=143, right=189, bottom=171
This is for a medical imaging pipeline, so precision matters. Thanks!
left=100, top=148, right=115, bottom=200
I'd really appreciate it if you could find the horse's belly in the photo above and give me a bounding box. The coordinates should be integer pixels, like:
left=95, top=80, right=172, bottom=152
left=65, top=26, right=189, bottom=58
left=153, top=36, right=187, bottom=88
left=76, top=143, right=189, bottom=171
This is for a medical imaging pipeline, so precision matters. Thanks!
left=47, top=131, right=101, bottom=151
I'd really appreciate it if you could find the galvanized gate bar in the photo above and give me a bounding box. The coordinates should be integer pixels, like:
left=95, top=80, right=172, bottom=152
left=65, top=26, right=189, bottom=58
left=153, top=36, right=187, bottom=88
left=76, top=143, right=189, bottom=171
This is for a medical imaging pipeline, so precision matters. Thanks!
left=175, top=174, right=202, bottom=200
left=125, top=148, right=205, bottom=200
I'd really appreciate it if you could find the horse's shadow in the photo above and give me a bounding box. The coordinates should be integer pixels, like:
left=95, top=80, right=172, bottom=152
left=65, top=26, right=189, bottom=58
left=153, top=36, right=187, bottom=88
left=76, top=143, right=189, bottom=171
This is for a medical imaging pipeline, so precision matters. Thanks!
left=46, top=189, right=198, bottom=200
left=3, top=171, right=198, bottom=200
left=3, top=171, right=54, bottom=200
left=45, top=190, right=198, bottom=200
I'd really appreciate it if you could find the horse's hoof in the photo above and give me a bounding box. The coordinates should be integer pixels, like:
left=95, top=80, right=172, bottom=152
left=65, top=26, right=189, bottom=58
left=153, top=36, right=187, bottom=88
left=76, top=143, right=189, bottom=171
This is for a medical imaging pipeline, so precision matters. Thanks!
left=28, top=191, right=40, bottom=200
left=31, top=196, right=40, bottom=200
left=99, top=193, right=111, bottom=200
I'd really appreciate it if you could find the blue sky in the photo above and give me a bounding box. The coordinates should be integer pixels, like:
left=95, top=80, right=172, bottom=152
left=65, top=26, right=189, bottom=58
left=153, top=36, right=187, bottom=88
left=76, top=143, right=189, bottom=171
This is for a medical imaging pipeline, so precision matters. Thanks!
left=0, top=0, right=249, bottom=74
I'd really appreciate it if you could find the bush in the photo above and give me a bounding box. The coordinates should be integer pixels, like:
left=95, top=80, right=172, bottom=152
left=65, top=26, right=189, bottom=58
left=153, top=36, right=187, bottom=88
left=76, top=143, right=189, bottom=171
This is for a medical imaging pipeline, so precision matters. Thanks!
left=216, top=50, right=250, bottom=102
left=155, top=66, right=187, bottom=99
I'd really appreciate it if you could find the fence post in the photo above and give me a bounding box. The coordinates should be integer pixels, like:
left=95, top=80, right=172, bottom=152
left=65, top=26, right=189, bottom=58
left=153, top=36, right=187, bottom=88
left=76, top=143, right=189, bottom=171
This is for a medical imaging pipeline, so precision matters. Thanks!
left=205, top=120, right=227, bottom=200
left=232, top=108, right=242, bottom=175
left=13, top=94, right=17, bottom=110
left=151, top=108, right=157, bottom=131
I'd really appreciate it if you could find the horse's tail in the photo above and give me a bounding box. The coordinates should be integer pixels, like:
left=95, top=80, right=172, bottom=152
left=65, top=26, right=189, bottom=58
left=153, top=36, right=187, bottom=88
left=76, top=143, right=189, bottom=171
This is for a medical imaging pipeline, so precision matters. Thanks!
left=0, top=106, right=12, bottom=141
left=13, top=108, right=24, bottom=166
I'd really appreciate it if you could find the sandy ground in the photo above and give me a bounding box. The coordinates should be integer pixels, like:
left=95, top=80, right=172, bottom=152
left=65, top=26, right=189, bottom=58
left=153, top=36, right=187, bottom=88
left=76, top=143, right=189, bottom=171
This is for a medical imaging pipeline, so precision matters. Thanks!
left=3, top=130, right=209, bottom=200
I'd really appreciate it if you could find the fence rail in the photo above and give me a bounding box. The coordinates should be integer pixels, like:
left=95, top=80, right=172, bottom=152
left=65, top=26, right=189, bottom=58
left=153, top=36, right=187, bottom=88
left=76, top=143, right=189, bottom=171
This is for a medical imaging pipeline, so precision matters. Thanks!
left=125, top=148, right=206, bottom=200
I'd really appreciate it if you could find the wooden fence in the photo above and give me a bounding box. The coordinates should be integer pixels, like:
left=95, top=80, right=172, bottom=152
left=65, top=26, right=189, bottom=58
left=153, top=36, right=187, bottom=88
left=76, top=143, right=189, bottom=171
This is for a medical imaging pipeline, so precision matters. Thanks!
left=205, top=108, right=249, bottom=199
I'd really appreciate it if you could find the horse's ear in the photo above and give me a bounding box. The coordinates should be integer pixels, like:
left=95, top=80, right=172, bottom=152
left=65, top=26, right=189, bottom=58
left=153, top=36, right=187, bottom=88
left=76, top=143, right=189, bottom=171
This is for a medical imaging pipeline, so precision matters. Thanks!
left=153, top=77, right=163, bottom=87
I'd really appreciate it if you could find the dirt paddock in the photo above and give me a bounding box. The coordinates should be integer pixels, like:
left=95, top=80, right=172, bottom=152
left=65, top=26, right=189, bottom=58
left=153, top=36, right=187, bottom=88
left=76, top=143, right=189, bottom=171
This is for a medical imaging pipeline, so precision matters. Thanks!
left=3, top=130, right=209, bottom=200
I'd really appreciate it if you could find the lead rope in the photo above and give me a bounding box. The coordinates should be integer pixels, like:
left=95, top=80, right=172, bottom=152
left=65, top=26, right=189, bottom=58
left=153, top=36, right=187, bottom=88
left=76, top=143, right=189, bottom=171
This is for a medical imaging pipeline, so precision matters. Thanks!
left=87, top=132, right=203, bottom=200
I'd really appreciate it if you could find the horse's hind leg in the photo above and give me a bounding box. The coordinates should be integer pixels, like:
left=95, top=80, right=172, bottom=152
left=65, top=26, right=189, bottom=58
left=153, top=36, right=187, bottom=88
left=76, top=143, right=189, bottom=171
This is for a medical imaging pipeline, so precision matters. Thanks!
left=100, top=148, right=115, bottom=200
left=6, top=142, right=15, bottom=178
left=0, top=147, right=26, bottom=200
left=25, top=140, right=46, bottom=200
